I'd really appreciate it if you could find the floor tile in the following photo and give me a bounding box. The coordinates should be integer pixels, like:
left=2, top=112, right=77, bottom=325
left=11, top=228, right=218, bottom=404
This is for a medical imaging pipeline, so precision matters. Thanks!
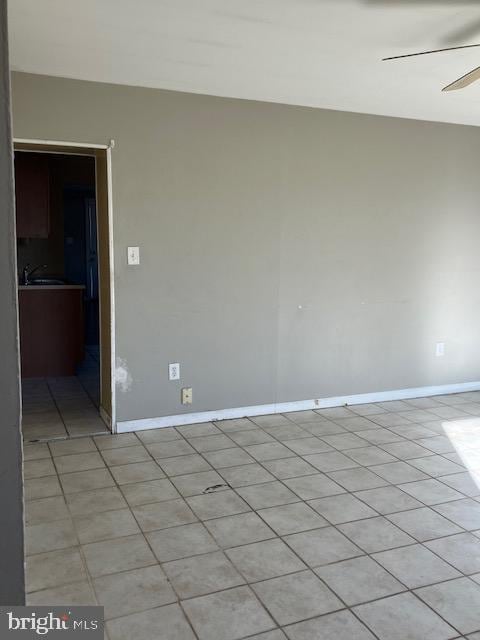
left=369, top=461, right=428, bottom=484
left=399, top=478, right=465, bottom=504
left=181, top=586, right=275, bottom=640
left=65, top=486, right=127, bottom=516
left=258, top=502, right=328, bottom=535
left=425, top=533, right=480, bottom=574
left=25, top=495, right=69, bottom=524
left=26, top=518, right=77, bottom=555
left=334, top=416, right=378, bottom=431
left=82, top=534, right=156, bottom=578
left=316, top=407, right=356, bottom=419
left=409, top=455, right=465, bottom=477
left=387, top=506, right=463, bottom=541
left=262, top=457, right=318, bottom=480
left=136, top=428, right=183, bottom=444
left=373, top=543, right=460, bottom=588
left=308, top=493, right=378, bottom=524
left=353, top=486, right=423, bottom=514
left=26, top=548, right=86, bottom=592
left=328, top=467, right=388, bottom=491
left=94, top=433, right=140, bottom=449
left=27, top=580, right=96, bottom=606
left=284, top=474, right=346, bottom=500
left=236, top=481, right=301, bottom=509
left=439, top=472, right=480, bottom=498
left=101, top=445, right=150, bottom=466
left=133, top=498, right=197, bottom=531
left=338, top=516, right=415, bottom=553
left=219, top=463, right=276, bottom=487
left=263, top=424, right=310, bottom=441
left=187, top=433, right=234, bottom=452
left=287, top=410, right=330, bottom=424
left=54, top=451, right=106, bottom=474
left=284, top=437, right=332, bottom=455
left=159, top=453, right=212, bottom=476
left=284, top=610, right=376, bottom=640
left=389, top=424, right=438, bottom=439
left=229, top=429, right=276, bottom=446
left=171, top=470, right=226, bottom=497
left=74, top=508, right=140, bottom=543
left=433, top=498, right=480, bottom=530
left=284, top=526, right=362, bottom=567
left=147, top=522, right=219, bottom=561
left=109, top=461, right=165, bottom=485
left=359, top=429, right=405, bottom=445
left=163, top=550, right=245, bottom=598
left=320, top=432, right=370, bottom=451
left=107, top=604, right=196, bottom=640
left=353, top=592, right=456, bottom=640
left=205, top=512, right=275, bottom=548
left=343, top=446, right=396, bottom=466
left=214, top=418, right=257, bottom=432
left=415, top=436, right=456, bottom=454
left=244, top=442, right=296, bottom=461
left=226, top=538, right=305, bottom=581
left=187, top=490, right=250, bottom=520
left=23, top=442, right=50, bottom=460
left=315, top=555, right=405, bottom=605
left=94, top=565, right=177, bottom=619
left=24, top=458, right=57, bottom=479
left=49, top=437, right=97, bottom=456
left=380, top=441, right=434, bottom=460
left=25, top=476, right=62, bottom=501
left=251, top=414, right=293, bottom=428
left=302, top=421, right=347, bottom=436
left=416, top=577, right=480, bottom=635
left=203, top=447, right=255, bottom=468
left=120, top=478, right=180, bottom=506
left=304, top=451, right=358, bottom=472
left=146, top=439, right=196, bottom=459
left=176, top=422, right=220, bottom=438
left=252, top=569, right=342, bottom=625
left=59, top=468, right=115, bottom=494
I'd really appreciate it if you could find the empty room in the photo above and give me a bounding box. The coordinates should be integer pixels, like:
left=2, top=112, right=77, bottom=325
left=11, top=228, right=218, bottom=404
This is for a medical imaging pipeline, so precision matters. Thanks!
left=2, top=1, right=480, bottom=639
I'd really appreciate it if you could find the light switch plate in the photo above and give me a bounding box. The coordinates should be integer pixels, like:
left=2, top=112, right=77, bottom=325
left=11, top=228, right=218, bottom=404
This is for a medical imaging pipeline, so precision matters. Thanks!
left=127, top=246, right=140, bottom=265
left=435, top=342, right=445, bottom=357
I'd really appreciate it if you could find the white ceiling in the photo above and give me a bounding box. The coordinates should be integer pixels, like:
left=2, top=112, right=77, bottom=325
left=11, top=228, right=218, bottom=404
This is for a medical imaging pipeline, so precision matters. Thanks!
left=8, top=0, right=480, bottom=126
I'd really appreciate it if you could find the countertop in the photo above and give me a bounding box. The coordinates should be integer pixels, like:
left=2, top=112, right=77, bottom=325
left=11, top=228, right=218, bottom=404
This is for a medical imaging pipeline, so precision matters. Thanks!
left=18, top=285, right=86, bottom=291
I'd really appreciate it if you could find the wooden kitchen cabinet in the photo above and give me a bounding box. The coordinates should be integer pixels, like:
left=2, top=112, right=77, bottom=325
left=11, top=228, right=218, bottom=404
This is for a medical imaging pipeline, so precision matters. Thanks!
left=18, top=286, right=85, bottom=377
left=15, top=152, right=50, bottom=238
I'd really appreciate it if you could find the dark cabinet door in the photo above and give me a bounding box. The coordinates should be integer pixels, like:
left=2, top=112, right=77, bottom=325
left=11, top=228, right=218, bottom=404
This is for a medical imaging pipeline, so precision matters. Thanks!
left=15, top=152, right=50, bottom=238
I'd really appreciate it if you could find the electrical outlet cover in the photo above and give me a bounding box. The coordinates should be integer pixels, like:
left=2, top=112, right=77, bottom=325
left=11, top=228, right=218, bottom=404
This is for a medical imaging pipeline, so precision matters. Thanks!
left=181, top=387, right=193, bottom=405
left=169, top=363, right=180, bottom=381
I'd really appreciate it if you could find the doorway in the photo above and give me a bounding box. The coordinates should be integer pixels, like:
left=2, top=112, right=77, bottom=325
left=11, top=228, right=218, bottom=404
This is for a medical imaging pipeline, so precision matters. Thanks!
left=14, top=140, right=115, bottom=440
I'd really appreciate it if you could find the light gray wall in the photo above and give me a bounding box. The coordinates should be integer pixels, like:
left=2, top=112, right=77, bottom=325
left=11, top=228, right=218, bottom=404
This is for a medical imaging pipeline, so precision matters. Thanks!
left=0, top=1, right=24, bottom=604
left=11, top=72, right=480, bottom=422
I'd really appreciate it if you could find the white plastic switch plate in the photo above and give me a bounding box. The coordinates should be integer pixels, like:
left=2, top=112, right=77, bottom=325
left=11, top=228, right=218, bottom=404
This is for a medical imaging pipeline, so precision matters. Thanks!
left=169, top=363, right=180, bottom=381
left=436, top=342, right=445, bottom=357
left=181, top=387, right=193, bottom=405
left=127, top=246, right=140, bottom=265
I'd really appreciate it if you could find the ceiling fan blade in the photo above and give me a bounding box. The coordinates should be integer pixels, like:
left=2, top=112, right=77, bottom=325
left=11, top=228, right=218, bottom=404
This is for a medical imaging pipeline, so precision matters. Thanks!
left=442, top=66, right=480, bottom=91
left=383, top=43, right=480, bottom=61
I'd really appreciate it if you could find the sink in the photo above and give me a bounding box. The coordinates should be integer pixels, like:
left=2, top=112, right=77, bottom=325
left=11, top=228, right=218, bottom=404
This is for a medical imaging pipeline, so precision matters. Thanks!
left=28, top=278, right=67, bottom=285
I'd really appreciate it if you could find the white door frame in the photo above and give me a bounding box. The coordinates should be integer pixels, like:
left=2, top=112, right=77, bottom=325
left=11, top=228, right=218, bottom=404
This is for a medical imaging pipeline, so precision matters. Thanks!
left=13, top=137, right=117, bottom=431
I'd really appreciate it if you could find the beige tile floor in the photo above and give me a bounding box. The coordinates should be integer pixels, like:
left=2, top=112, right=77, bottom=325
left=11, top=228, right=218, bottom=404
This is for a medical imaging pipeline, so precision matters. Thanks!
left=22, top=376, right=108, bottom=441
left=23, top=391, right=480, bottom=640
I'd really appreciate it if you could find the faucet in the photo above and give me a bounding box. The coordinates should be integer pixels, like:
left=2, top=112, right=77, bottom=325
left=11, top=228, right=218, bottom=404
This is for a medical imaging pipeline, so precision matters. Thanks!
left=22, top=264, right=47, bottom=285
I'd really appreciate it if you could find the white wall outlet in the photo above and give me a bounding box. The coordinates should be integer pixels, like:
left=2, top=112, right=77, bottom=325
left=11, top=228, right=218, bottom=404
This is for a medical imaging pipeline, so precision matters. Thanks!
left=436, top=342, right=445, bottom=357
left=127, top=246, right=140, bottom=265
left=169, top=363, right=180, bottom=381
left=181, top=387, right=193, bottom=405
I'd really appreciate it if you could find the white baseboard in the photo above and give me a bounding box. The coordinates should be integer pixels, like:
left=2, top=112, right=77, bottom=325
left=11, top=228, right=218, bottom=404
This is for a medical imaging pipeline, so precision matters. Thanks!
left=116, top=380, right=480, bottom=433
